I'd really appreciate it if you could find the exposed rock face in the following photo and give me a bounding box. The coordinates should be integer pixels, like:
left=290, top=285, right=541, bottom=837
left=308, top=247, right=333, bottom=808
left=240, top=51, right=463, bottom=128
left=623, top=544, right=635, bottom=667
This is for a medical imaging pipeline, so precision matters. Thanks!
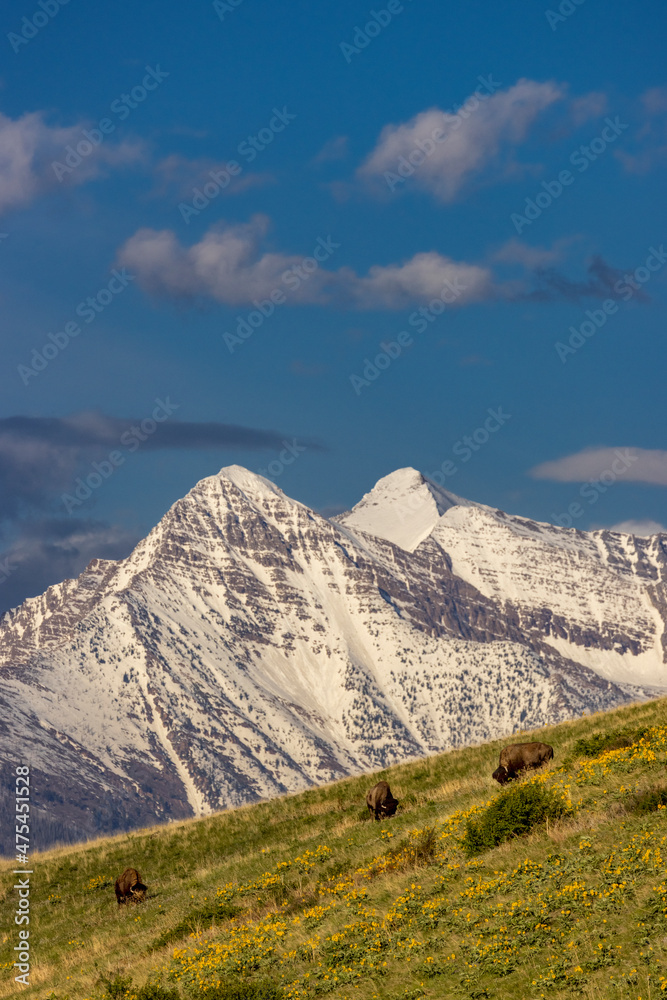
left=0, top=465, right=664, bottom=849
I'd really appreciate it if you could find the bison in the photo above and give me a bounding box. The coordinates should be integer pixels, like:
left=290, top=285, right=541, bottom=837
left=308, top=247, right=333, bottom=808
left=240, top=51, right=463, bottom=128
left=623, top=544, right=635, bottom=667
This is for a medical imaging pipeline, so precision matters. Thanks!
left=114, top=867, right=147, bottom=906
left=366, top=781, right=398, bottom=821
left=492, top=742, right=554, bottom=785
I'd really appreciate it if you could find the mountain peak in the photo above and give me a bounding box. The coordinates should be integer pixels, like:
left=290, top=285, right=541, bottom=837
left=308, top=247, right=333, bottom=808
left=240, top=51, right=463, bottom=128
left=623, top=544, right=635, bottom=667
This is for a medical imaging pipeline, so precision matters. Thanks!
left=335, top=466, right=473, bottom=551
left=215, top=464, right=283, bottom=495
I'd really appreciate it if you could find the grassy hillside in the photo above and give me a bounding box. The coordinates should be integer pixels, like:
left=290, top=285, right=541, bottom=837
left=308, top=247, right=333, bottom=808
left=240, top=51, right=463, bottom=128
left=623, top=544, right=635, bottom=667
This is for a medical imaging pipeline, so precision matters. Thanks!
left=2, top=697, right=667, bottom=1000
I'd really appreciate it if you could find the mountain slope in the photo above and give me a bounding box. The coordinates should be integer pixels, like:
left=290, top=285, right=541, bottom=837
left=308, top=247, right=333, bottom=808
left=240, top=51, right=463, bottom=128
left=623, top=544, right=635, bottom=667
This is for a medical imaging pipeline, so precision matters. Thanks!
left=338, top=467, right=667, bottom=688
left=1, top=695, right=666, bottom=1000
left=0, top=465, right=665, bottom=847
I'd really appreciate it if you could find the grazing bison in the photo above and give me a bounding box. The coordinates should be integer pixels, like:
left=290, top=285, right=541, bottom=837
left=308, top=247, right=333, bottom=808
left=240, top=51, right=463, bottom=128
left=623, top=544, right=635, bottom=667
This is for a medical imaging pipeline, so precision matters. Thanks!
left=492, top=742, right=554, bottom=785
left=366, top=781, right=399, bottom=821
left=114, top=868, right=147, bottom=906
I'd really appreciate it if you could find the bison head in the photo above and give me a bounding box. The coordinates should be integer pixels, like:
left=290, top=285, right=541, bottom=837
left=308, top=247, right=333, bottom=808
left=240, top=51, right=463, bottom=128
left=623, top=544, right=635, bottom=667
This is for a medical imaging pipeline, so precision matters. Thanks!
left=492, top=765, right=509, bottom=785
left=381, top=797, right=398, bottom=817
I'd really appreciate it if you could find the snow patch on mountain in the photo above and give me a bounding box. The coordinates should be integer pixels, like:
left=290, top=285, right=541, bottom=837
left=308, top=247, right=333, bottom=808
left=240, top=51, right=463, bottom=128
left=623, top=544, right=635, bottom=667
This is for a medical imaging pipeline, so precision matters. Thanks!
left=430, top=506, right=667, bottom=688
left=335, top=467, right=476, bottom=551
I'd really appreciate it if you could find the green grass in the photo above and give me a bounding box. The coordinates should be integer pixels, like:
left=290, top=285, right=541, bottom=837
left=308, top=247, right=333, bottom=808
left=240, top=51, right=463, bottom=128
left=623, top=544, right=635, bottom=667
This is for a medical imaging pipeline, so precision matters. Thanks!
left=572, top=724, right=650, bottom=758
left=2, top=697, right=667, bottom=1000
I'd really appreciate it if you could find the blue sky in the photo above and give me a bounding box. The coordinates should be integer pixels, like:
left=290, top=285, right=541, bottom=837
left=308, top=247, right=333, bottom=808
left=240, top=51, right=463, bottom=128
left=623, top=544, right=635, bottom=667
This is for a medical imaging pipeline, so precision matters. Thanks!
left=1, top=0, right=666, bottom=610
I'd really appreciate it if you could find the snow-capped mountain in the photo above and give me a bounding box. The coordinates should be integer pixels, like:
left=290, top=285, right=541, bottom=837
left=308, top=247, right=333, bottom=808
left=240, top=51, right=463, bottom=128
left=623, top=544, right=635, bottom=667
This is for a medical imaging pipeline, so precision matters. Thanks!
left=1, top=465, right=665, bottom=849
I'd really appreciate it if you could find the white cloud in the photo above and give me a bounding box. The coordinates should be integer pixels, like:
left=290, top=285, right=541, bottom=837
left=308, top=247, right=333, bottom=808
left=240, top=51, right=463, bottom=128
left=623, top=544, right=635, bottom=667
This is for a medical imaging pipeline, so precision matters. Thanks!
left=529, top=447, right=667, bottom=486
left=357, top=79, right=563, bottom=202
left=603, top=519, right=666, bottom=536
left=117, top=216, right=332, bottom=305
left=116, top=218, right=497, bottom=310
left=346, top=252, right=494, bottom=309
left=118, top=220, right=628, bottom=313
left=0, top=110, right=146, bottom=215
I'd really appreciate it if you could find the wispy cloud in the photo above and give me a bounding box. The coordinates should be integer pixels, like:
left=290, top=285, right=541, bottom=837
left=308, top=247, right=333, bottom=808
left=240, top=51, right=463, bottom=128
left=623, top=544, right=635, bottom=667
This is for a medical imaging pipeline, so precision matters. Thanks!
left=311, top=135, right=349, bottom=165
left=0, top=519, right=140, bottom=616
left=569, top=91, right=608, bottom=127
left=152, top=153, right=272, bottom=198
left=525, top=254, right=639, bottom=303
left=357, top=79, right=564, bottom=202
left=529, top=447, right=667, bottom=486
left=459, top=354, right=493, bottom=367
left=0, top=410, right=326, bottom=520
left=641, top=87, right=667, bottom=116
left=491, top=236, right=579, bottom=270
left=0, top=110, right=146, bottom=215
left=602, top=519, right=666, bottom=536
left=615, top=86, right=667, bottom=174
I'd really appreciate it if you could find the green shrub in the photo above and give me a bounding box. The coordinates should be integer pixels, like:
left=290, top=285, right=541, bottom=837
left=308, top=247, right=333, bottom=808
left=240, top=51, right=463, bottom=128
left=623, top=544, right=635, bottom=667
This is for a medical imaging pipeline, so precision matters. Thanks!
left=101, top=975, right=133, bottom=999
left=573, top=726, right=648, bottom=758
left=628, top=784, right=667, bottom=815
left=462, top=782, right=570, bottom=856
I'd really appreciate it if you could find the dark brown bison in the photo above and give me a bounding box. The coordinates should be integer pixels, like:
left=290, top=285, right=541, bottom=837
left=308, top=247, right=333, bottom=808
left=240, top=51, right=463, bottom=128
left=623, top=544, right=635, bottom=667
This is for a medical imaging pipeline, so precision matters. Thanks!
left=114, top=868, right=147, bottom=906
left=366, top=781, right=398, bottom=821
left=492, top=742, right=554, bottom=784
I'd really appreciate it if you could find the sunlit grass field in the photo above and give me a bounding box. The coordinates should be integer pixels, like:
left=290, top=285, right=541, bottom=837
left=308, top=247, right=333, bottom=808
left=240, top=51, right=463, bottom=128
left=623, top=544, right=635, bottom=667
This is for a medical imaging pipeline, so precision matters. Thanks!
left=2, top=696, right=667, bottom=999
